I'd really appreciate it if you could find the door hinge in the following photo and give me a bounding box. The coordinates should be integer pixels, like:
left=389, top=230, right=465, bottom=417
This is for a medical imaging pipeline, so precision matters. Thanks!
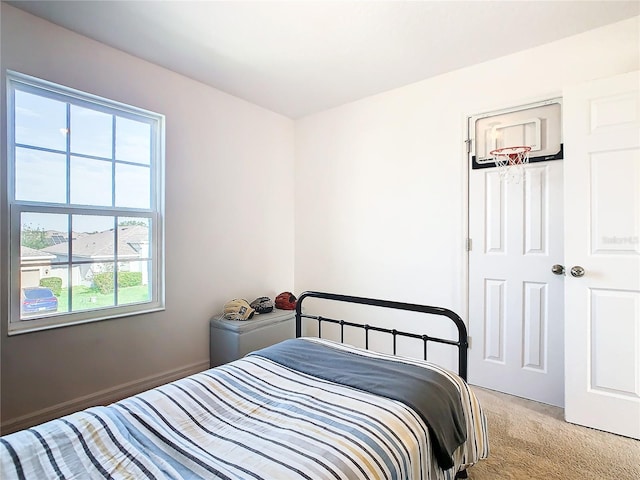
left=464, top=139, right=471, bottom=154
left=467, top=336, right=472, bottom=348
left=466, top=238, right=472, bottom=251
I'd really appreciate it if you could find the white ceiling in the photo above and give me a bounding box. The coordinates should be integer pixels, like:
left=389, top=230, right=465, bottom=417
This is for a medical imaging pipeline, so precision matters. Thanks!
left=8, top=1, right=640, bottom=118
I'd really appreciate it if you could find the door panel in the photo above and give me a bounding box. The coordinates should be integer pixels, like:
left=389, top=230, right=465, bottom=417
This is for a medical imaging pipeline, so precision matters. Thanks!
left=563, top=70, right=640, bottom=439
left=591, top=290, right=638, bottom=395
left=525, top=168, right=547, bottom=254
left=523, top=281, right=546, bottom=371
left=592, top=151, right=639, bottom=256
left=484, top=278, right=506, bottom=363
left=485, top=172, right=505, bottom=253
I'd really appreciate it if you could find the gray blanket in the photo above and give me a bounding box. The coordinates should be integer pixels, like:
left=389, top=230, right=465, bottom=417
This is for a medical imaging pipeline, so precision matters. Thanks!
left=251, top=338, right=466, bottom=470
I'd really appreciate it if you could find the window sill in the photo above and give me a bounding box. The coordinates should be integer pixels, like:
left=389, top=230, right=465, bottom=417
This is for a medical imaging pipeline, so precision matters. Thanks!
left=7, top=305, right=165, bottom=336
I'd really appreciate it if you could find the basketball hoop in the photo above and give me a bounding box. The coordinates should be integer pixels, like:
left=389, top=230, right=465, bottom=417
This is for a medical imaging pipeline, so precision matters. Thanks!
left=490, top=145, right=531, bottom=183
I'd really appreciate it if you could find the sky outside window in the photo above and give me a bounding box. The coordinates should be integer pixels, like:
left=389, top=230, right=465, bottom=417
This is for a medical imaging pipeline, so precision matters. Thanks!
left=15, top=90, right=66, bottom=151
left=15, top=148, right=67, bottom=203
left=70, top=105, right=112, bottom=158
left=116, top=117, right=151, bottom=165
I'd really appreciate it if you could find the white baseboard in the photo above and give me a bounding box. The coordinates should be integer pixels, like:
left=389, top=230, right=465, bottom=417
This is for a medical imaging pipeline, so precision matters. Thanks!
left=1, top=359, right=210, bottom=435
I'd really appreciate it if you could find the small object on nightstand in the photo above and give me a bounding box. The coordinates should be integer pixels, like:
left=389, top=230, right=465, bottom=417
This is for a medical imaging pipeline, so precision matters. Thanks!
left=275, top=291, right=297, bottom=310
left=250, top=296, right=274, bottom=314
left=222, top=298, right=255, bottom=320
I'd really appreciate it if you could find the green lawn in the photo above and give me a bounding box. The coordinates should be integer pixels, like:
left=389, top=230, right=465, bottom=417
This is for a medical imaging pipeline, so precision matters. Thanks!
left=57, top=285, right=150, bottom=312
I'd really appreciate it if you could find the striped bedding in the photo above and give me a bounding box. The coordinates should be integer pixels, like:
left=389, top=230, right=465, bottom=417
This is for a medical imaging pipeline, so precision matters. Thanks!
left=0, top=338, right=489, bottom=480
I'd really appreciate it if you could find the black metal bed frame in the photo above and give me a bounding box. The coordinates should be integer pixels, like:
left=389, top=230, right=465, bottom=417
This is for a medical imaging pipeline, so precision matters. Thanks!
left=294, top=291, right=469, bottom=381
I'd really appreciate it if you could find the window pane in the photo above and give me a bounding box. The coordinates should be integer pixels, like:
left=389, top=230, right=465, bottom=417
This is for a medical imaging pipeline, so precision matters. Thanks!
left=15, top=90, right=67, bottom=151
left=117, top=261, right=151, bottom=306
left=72, top=270, right=115, bottom=312
left=117, top=217, right=151, bottom=259
left=115, top=163, right=150, bottom=209
left=20, top=267, right=61, bottom=319
left=72, top=215, right=115, bottom=262
left=15, top=148, right=67, bottom=203
left=70, top=156, right=112, bottom=206
left=116, top=117, right=151, bottom=165
left=20, top=265, right=71, bottom=318
left=19, top=205, right=67, bottom=319
left=70, top=105, right=112, bottom=158
left=51, top=266, right=71, bottom=314
left=20, top=212, right=68, bottom=253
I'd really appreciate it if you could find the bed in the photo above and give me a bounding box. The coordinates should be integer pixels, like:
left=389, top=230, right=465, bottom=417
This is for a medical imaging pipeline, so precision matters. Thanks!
left=0, top=291, right=489, bottom=480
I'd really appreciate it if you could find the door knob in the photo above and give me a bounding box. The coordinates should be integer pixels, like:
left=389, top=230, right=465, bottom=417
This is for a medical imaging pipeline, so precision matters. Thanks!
left=570, top=266, right=585, bottom=277
left=551, top=264, right=565, bottom=275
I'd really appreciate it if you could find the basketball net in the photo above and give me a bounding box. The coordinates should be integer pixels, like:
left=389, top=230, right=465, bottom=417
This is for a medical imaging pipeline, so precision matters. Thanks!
left=490, top=146, right=531, bottom=183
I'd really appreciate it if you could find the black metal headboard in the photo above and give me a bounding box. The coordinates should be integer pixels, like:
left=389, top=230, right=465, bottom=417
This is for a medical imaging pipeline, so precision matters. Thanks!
left=295, top=291, right=469, bottom=381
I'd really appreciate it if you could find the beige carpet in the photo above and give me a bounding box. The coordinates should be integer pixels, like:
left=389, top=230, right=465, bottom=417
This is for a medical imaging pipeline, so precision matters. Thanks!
left=466, top=387, right=640, bottom=480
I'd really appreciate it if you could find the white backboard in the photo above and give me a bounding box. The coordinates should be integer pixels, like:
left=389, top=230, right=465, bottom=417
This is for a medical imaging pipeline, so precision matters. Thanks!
left=471, top=99, right=563, bottom=168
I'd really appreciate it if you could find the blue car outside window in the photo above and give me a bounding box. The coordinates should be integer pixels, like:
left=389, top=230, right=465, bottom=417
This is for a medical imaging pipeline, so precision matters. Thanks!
left=24, top=288, right=55, bottom=299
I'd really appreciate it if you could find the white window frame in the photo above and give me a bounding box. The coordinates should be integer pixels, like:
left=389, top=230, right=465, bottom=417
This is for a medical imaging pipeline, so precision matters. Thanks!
left=6, top=71, right=165, bottom=335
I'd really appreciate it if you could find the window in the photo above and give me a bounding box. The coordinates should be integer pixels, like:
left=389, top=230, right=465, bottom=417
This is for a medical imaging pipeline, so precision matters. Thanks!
left=7, top=71, right=165, bottom=334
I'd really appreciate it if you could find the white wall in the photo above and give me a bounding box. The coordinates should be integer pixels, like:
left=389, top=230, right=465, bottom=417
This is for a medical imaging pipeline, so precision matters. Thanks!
left=294, top=17, right=639, bottom=339
left=0, top=4, right=295, bottom=431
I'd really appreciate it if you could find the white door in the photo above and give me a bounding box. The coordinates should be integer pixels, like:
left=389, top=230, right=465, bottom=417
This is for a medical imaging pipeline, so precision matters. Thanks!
left=563, top=71, right=640, bottom=439
left=468, top=103, right=565, bottom=407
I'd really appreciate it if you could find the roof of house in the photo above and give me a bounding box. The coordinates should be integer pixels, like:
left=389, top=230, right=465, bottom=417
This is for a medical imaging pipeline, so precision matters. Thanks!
left=42, top=225, right=149, bottom=260
left=21, top=246, right=56, bottom=261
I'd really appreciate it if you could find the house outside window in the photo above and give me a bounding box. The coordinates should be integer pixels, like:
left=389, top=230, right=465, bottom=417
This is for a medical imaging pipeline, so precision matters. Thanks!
left=6, top=71, right=165, bottom=334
